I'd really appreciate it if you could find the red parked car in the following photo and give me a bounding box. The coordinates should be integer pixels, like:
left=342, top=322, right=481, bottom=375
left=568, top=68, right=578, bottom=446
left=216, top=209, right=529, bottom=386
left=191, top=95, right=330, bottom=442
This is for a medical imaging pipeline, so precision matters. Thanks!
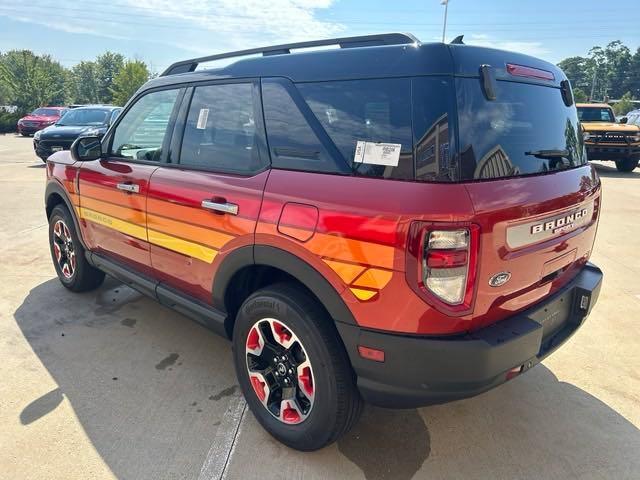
left=44, top=33, right=603, bottom=451
left=17, top=106, right=68, bottom=136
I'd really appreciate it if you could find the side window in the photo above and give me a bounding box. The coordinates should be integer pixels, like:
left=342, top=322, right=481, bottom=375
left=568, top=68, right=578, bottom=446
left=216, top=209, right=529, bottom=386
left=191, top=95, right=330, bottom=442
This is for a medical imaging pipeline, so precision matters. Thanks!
left=179, top=83, right=265, bottom=174
left=110, top=89, right=179, bottom=161
left=262, top=80, right=347, bottom=174
left=297, top=78, right=414, bottom=179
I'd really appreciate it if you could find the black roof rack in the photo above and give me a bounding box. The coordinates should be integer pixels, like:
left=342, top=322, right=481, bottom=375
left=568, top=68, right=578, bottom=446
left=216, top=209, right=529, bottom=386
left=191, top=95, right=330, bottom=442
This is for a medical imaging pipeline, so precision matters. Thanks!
left=160, top=33, right=419, bottom=76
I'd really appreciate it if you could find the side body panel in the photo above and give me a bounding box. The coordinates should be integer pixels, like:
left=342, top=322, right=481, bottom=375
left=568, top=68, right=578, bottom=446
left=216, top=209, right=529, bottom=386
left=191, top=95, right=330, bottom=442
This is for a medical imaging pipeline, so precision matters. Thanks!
left=147, top=167, right=268, bottom=304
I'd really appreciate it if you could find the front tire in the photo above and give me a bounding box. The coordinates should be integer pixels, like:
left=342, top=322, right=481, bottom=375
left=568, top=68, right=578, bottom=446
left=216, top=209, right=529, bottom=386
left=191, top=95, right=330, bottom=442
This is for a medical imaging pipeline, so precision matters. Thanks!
left=232, top=283, right=362, bottom=451
left=615, top=158, right=639, bottom=172
left=48, top=204, right=105, bottom=292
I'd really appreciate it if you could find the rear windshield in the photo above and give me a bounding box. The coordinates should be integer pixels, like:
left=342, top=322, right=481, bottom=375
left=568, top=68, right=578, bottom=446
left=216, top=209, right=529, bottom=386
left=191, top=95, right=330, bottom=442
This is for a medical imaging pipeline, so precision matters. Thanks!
left=456, top=79, right=586, bottom=180
left=577, top=106, right=615, bottom=123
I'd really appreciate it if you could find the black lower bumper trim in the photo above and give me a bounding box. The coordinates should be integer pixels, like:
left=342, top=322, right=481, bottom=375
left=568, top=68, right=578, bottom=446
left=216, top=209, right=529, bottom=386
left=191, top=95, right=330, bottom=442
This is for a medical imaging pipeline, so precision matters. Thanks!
left=337, top=262, right=603, bottom=408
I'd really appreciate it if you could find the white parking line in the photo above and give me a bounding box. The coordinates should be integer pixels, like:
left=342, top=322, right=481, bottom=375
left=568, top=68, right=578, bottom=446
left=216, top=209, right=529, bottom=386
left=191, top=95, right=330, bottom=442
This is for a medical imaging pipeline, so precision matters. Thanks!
left=198, top=396, right=247, bottom=480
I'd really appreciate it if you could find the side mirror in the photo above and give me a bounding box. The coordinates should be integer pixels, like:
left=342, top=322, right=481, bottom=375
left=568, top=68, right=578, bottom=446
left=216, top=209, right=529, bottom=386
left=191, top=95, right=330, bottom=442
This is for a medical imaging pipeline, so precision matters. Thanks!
left=71, top=136, right=102, bottom=161
left=619, top=117, right=628, bottom=124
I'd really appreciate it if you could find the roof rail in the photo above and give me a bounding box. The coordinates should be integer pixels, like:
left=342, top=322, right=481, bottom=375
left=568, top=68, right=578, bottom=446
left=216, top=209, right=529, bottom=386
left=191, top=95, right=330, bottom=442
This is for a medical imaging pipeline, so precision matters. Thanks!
left=160, top=33, right=419, bottom=76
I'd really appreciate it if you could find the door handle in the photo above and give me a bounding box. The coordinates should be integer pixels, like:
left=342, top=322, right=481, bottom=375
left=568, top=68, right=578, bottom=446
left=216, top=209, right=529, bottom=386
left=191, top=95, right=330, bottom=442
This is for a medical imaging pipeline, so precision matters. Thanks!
left=116, top=182, right=140, bottom=194
left=201, top=199, right=239, bottom=215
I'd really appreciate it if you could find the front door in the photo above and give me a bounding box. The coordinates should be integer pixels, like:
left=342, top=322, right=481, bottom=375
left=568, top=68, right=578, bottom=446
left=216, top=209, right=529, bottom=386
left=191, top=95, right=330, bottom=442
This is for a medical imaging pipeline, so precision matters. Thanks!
left=147, top=81, right=270, bottom=303
left=78, top=88, right=182, bottom=276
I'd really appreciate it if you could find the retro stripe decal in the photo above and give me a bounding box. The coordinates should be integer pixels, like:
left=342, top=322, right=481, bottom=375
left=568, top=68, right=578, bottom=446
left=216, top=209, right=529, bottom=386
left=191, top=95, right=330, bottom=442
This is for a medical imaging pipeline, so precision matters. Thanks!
left=148, top=229, right=218, bottom=263
left=80, top=207, right=221, bottom=264
left=80, top=207, right=147, bottom=242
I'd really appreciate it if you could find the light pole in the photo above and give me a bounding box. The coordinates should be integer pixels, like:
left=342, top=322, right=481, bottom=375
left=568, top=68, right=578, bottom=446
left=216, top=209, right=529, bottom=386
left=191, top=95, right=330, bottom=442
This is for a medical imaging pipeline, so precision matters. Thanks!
left=441, top=0, right=450, bottom=43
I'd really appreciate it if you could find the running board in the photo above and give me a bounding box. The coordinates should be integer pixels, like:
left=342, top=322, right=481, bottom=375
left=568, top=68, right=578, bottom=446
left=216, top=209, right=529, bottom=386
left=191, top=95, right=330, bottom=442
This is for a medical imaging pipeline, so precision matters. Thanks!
left=87, top=252, right=229, bottom=338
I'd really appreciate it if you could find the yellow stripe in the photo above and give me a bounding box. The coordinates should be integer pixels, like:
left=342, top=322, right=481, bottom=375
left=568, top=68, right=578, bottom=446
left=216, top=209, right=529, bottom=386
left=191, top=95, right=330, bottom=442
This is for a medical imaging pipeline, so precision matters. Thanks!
left=148, top=229, right=218, bottom=263
left=80, top=207, right=147, bottom=241
left=81, top=207, right=218, bottom=264
left=349, top=288, right=378, bottom=301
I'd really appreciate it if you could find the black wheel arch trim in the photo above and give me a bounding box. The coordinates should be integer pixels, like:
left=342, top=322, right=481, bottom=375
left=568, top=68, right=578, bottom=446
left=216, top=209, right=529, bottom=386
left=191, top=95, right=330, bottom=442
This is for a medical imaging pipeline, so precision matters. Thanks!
left=45, top=180, right=87, bottom=249
left=212, top=245, right=357, bottom=326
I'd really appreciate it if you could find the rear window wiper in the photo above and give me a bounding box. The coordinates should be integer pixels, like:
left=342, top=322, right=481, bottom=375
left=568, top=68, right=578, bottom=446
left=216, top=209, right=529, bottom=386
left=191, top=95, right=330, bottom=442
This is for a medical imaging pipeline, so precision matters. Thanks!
left=525, top=149, right=569, bottom=159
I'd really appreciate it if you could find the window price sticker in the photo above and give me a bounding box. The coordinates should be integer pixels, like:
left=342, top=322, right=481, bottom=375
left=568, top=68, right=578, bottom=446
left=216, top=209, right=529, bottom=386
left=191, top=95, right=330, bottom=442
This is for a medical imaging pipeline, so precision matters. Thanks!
left=196, top=108, right=209, bottom=129
left=353, top=141, right=401, bottom=167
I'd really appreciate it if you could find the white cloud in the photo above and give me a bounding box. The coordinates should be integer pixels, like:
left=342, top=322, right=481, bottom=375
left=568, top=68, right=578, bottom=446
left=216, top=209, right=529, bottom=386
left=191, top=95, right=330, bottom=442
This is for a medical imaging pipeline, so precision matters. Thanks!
left=0, top=0, right=343, bottom=56
left=466, top=33, right=550, bottom=58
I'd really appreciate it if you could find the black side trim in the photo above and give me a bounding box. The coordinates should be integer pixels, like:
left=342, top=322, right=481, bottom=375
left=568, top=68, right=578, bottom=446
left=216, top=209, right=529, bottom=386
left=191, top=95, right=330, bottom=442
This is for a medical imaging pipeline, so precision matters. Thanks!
left=157, top=284, right=227, bottom=337
left=88, top=252, right=157, bottom=298
left=45, top=180, right=87, bottom=249
left=211, top=245, right=255, bottom=310
left=253, top=245, right=356, bottom=325
left=88, top=252, right=228, bottom=337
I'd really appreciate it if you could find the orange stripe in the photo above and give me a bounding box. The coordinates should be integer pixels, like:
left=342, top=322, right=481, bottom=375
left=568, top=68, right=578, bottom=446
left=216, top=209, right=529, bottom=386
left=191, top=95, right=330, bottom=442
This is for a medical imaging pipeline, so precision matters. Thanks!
left=257, top=222, right=395, bottom=270
left=323, top=259, right=366, bottom=284
left=352, top=268, right=393, bottom=290
left=147, top=213, right=235, bottom=250
left=79, top=182, right=146, bottom=211
left=81, top=196, right=146, bottom=227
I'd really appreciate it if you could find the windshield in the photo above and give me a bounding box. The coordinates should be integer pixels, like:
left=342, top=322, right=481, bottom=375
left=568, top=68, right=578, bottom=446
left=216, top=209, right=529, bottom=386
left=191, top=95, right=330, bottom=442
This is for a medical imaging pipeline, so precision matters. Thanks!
left=31, top=108, right=61, bottom=116
left=456, top=79, right=586, bottom=180
left=57, top=109, right=110, bottom=126
left=577, top=106, right=615, bottom=123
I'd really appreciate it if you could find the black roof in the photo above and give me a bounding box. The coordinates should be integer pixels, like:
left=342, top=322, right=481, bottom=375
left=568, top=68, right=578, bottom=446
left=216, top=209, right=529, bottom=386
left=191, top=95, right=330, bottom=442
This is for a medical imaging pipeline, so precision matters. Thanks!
left=141, top=32, right=566, bottom=92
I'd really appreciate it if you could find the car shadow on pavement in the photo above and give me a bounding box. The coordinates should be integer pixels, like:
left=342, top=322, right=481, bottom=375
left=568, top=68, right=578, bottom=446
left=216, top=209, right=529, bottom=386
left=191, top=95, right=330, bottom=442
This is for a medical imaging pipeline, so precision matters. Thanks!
left=14, top=278, right=640, bottom=480
left=591, top=161, right=640, bottom=179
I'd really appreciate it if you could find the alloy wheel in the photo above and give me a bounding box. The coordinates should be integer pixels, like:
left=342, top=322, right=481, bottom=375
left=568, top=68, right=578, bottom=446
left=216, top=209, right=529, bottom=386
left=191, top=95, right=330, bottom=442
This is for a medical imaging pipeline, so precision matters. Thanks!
left=52, top=219, right=76, bottom=279
left=245, top=318, right=315, bottom=424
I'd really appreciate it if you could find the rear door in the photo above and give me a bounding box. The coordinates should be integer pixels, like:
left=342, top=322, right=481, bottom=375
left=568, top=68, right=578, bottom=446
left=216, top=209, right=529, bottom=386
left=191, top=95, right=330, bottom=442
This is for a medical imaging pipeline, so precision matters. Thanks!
left=450, top=52, right=601, bottom=331
left=147, top=80, right=270, bottom=303
left=78, top=88, right=182, bottom=277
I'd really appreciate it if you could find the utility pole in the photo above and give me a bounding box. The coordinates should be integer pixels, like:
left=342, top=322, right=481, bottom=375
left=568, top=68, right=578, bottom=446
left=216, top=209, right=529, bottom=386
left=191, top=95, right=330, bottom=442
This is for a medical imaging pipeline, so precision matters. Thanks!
left=441, top=0, right=449, bottom=43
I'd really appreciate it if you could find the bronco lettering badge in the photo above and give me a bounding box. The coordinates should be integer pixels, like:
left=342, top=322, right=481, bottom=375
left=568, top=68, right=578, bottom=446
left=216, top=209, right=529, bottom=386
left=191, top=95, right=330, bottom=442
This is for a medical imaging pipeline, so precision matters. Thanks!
left=530, top=208, right=589, bottom=235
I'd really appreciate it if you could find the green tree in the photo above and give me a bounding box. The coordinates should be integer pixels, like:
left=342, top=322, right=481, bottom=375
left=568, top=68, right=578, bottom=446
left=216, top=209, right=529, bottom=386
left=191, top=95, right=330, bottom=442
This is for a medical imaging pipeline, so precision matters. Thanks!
left=109, top=60, right=149, bottom=106
left=558, top=56, right=591, bottom=91
left=95, top=51, right=124, bottom=104
left=614, top=92, right=635, bottom=116
left=0, top=50, right=67, bottom=113
left=572, top=87, right=588, bottom=103
left=70, top=61, right=100, bottom=104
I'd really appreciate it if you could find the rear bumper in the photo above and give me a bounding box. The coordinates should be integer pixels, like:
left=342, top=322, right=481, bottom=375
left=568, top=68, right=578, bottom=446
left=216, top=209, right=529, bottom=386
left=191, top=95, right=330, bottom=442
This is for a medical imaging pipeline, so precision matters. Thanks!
left=585, top=144, right=640, bottom=160
left=337, top=262, right=603, bottom=408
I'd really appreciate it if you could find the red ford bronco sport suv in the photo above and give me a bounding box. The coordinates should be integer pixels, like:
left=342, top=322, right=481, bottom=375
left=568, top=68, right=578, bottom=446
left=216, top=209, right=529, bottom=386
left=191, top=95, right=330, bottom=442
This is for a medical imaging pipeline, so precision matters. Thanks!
left=44, top=34, right=603, bottom=451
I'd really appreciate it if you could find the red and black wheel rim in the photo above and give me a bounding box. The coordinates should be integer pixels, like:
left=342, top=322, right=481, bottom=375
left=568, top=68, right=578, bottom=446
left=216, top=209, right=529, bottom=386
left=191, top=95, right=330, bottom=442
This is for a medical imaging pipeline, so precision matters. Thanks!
left=245, top=318, right=315, bottom=424
left=52, top=219, right=76, bottom=279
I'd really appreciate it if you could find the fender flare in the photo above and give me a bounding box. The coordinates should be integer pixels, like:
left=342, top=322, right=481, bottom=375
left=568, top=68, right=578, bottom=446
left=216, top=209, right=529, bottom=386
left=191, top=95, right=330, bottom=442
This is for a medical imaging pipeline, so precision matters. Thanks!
left=212, top=245, right=356, bottom=326
left=45, top=180, right=87, bottom=249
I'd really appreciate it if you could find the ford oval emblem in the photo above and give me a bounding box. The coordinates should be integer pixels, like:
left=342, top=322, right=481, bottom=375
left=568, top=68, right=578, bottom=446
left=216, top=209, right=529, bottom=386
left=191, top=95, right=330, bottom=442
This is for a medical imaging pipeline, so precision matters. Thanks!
left=489, top=272, right=511, bottom=287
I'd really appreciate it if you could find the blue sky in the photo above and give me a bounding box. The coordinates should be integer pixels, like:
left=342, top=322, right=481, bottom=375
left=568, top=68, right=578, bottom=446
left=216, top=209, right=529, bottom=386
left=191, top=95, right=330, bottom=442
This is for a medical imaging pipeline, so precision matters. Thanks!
left=0, top=0, right=638, bottom=73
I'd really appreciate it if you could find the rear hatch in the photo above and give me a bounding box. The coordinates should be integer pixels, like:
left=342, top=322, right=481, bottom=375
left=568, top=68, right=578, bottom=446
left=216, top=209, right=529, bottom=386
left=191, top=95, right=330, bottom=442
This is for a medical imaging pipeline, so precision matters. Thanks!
left=449, top=45, right=601, bottom=331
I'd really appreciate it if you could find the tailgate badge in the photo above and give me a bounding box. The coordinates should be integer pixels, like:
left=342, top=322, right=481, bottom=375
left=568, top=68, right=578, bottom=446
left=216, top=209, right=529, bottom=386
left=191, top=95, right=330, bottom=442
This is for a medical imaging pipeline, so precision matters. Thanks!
left=489, top=272, right=511, bottom=287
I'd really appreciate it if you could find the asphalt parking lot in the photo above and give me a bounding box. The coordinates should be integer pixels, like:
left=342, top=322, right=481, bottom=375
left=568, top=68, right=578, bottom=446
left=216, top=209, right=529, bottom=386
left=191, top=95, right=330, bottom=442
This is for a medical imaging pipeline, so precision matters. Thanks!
left=0, top=133, right=639, bottom=480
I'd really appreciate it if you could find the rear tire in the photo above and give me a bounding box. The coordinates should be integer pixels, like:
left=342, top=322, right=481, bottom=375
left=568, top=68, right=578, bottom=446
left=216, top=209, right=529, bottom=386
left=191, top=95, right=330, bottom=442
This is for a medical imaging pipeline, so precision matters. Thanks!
left=48, top=204, right=105, bottom=292
left=232, top=282, right=362, bottom=451
left=615, top=158, right=639, bottom=172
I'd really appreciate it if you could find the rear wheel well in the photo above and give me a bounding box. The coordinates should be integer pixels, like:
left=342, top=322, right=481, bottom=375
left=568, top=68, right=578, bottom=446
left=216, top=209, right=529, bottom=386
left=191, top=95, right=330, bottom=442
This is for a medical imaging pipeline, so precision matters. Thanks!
left=223, top=265, right=330, bottom=339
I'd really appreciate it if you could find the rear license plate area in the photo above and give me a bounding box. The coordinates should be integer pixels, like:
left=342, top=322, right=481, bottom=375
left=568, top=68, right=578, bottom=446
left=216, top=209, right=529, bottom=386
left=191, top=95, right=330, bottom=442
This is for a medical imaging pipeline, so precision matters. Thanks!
left=528, top=289, right=573, bottom=339
left=51, top=146, right=63, bottom=152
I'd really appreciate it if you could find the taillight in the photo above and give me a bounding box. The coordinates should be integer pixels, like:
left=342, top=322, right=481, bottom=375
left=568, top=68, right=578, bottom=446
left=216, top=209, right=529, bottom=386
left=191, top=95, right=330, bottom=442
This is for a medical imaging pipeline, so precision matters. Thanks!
left=406, top=223, right=480, bottom=315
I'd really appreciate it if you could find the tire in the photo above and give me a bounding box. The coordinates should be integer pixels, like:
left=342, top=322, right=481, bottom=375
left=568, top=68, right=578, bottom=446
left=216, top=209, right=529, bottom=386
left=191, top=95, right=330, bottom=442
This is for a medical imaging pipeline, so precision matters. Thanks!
left=48, top=204, right=105, bottom=292
left=20, top=132, right=30, bottom=137
left=232, top=282, right=362, bottom=451
left=615, top=158, right=639, bottom=172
